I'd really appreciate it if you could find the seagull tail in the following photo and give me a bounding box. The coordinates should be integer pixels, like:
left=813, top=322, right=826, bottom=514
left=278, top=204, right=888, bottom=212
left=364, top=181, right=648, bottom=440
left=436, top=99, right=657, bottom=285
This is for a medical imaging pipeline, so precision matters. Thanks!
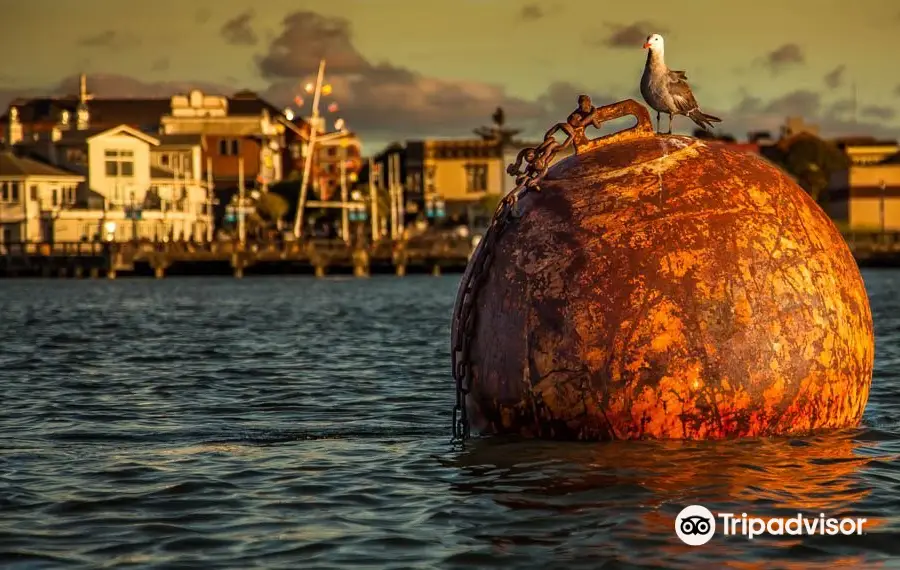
left=687, top=109, right=722, bottom=132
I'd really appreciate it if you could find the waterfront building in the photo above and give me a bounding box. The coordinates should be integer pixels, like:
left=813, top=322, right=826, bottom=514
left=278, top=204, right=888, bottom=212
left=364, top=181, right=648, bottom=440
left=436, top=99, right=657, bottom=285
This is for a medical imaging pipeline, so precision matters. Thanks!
left=0, top=75, right=316, bottom=237
left=827, top=137, right=900, bottom=231
left=1, top=75, right=170, bottom=146
left=159, top=89, right=303, bottom=190
left=366, top=109, right=548, bottom=229
left=1, top=75, right=309, bottom=192
left=312, top=133, right=363, bottom=201
left=7, top=124, right=213, bottom=242
left=0, top=151, right=84, bottom=244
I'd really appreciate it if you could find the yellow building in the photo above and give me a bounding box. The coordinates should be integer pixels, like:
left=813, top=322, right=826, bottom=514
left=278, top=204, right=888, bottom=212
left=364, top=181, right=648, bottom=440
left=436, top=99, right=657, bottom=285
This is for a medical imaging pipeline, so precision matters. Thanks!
left=827, top=138, right=900, bottom=231
left=372, top=138, right=506, bottom=231
left=422, top=139, right=505, bottom=203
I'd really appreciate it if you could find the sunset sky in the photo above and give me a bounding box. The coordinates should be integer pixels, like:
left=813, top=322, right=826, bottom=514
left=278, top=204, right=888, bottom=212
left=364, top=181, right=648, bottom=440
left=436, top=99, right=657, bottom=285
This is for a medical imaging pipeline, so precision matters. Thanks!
left=2, top=0, right=899, bottom=151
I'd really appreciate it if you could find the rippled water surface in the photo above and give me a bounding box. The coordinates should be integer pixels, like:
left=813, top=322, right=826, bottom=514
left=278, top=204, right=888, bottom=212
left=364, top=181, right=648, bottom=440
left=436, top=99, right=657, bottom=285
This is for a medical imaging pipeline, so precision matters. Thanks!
left=2, top=272, right=900, bottom=569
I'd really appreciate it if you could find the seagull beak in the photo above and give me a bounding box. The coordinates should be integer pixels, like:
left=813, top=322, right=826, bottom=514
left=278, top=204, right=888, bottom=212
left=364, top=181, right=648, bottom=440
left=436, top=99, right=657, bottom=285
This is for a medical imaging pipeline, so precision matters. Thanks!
left=642, top=42, right=651, bottom=49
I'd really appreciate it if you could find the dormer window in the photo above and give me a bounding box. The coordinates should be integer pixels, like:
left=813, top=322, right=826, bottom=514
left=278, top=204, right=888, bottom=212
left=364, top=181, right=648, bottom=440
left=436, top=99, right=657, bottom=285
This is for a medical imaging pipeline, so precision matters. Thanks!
left=105, top=149, right=134, bottom=177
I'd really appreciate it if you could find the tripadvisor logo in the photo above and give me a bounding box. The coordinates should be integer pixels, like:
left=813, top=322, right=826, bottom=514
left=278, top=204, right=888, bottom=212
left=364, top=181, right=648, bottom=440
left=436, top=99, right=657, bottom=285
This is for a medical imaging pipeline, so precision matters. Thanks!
left=675, top=505, right=868, bottom=545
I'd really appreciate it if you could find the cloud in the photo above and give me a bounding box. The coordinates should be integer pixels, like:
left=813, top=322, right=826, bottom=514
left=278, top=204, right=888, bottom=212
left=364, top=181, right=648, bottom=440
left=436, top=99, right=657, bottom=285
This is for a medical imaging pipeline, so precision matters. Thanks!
left=702, top=88, right=900, bottom=143
left=77, top=30, right=139, bottom=50
left=763, top=90, right=820, bottom=116
left=257, top=11, right=609, bottom=142
left=826, top=98, right=855, bottom=118
left=894, top=84, right=900, bottom=97
left=4, top=10, right=900, bottom=151
left=0, top=74, right=231, bottom=108
left=150, top=58, right=171, bottom=72
left=257, top=12, right=370, bottom=78
left=762, top=43, right=805, bottom=73
left=589, top=21, right=667, bottom=49
left=862, top=105, right=896, bottom=121
left=823, top=65, right=845, bottom=89
left=221, top=10, right=258, bottom=46
left=519, top=4, right=544, bottom=21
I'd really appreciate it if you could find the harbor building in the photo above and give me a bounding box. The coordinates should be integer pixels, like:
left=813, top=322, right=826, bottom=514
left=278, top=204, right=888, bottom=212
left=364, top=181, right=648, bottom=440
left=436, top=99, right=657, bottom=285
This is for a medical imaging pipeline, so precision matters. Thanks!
left=828, top=137, right=900, bottom=231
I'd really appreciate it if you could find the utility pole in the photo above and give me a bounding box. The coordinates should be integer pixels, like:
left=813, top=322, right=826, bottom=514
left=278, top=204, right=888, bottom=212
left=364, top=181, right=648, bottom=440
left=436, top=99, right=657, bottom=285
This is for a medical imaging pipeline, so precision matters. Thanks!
left=389, top=154, right=398, bottom=240
left=130, top=191, right=137, bottom=240
left=368, top=157, right=378, bottom=242
left=397, top=157, right=405, bottom=237
left=340, top=142, right=349, bottom=243
left=238, top=157, right=246, bottom=246
left=206, top=157, right=214, bottom=242
left=294, top=59, right=327, bottom=239
left=172, top=163, right=180, bottom=241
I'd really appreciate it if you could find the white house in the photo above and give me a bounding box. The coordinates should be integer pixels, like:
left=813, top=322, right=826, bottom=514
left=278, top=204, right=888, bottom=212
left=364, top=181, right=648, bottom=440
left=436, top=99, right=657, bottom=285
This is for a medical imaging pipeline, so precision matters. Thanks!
left=28, top=124, right=214, bottom=242
left=0, top=151, right=84, bottom=245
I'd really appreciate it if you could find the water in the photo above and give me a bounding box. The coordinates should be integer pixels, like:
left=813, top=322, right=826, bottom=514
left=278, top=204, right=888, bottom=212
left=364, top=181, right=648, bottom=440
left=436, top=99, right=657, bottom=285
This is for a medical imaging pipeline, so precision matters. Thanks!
left=1, top=272, right=899, bottom=569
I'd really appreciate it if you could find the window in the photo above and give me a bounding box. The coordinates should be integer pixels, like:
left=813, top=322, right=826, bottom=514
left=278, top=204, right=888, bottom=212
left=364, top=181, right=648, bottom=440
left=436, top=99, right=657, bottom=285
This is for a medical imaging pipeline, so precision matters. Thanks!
left=52, top=189, right=58, bottom=206
left=30, top=185, right=38, bottom=201
left=66, top=148, right=86, bottom=165
left=218, top=138, right=240, bottom=156
left=105, top=149, right=134, bottom=177
left=160, top=154, right=170, bottom=166
left=0, top=182, right=21, bottom=202
left=327, top=147, right=337, bottom=157
left=465, top=164, right=488, bottom=192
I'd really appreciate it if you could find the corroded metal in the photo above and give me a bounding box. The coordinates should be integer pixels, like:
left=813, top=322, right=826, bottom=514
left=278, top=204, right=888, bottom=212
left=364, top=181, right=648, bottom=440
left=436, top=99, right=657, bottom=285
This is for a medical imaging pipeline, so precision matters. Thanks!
left=451, top=96, right=656, bottom=442
left=452, top=96, right=874, bottom=441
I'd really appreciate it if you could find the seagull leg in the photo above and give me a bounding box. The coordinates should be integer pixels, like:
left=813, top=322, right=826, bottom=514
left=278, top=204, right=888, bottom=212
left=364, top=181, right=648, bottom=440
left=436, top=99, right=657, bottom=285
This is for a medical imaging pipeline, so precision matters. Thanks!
left=667, top=114, right=673, bottom=135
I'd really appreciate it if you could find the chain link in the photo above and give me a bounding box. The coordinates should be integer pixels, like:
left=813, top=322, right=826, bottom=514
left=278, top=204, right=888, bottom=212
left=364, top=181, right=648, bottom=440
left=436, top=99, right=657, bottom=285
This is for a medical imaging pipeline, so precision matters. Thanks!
left=449, top=95, right=603, bottom=445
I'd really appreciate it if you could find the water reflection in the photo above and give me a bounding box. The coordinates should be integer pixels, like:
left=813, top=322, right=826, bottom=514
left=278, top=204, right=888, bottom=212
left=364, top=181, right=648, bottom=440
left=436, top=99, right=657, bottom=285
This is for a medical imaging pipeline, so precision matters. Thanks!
left=446, top=431, right=896, bottom=568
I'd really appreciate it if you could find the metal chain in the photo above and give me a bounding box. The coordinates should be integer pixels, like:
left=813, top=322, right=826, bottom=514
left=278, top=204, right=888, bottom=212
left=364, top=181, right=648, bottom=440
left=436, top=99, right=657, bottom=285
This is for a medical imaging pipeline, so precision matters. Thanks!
left=449, top=97, right=591, bottom=444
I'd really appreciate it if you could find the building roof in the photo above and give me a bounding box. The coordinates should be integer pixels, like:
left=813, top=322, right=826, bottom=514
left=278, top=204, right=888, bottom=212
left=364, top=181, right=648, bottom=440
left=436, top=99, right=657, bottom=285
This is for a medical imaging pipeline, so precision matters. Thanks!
left=2, top=97, right=171, bottom=129
left=2, top=91, right=289, bottom=128
left=0, top=151, right=83, bottom=178
left=834, top=136, right=899, bottom=148
left=85, top=124, right=160, bottom=146
left=228, top=90, right=282, bottom=117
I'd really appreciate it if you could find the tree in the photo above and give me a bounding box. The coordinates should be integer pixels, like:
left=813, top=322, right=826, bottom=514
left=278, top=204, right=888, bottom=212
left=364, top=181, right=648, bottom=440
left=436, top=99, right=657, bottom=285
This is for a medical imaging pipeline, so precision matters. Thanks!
left=773, top=135, right=848, bottom=204
left=255, top=192, right=290, bottom=229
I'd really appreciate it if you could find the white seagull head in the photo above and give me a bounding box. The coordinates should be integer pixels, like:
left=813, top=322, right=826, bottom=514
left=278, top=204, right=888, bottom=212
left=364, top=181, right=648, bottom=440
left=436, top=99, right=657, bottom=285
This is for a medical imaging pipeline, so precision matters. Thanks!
left=643, top=34, right=664, bottom=51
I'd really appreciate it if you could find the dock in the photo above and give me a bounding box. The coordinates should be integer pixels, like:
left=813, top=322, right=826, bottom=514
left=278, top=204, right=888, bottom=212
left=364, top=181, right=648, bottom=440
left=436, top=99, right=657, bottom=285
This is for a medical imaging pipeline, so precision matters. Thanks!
left=3, top=231, right=899, bottom=279
left=844, top=232, right=900, bottom=267
left=0, top=234, right=475, bottom=279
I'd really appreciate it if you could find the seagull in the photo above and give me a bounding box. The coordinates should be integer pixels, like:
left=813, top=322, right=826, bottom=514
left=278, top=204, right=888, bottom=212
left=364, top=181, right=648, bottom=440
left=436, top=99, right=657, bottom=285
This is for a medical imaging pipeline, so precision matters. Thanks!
left=640, top=33, right=722, bottom=135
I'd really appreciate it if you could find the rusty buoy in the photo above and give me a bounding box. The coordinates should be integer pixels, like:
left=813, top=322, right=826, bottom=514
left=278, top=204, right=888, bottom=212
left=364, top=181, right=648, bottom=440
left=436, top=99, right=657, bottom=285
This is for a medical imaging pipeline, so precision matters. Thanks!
left=450, top=97, right=874, bottom=441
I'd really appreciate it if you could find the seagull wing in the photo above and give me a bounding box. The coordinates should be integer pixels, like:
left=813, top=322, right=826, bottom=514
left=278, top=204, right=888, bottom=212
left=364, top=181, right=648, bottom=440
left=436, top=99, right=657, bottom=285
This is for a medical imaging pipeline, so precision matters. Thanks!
left=666, top=69, right=699, bottom=114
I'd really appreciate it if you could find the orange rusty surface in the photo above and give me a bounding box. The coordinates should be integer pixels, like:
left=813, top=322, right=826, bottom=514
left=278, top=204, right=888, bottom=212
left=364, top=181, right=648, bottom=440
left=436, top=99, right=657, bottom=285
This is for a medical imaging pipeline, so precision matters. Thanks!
left=467, top=133, right=874, bottom=440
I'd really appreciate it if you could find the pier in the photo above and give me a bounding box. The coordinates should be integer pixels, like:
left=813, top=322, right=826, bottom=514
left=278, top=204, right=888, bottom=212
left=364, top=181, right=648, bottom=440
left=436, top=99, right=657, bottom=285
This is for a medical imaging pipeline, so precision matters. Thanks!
left=3, top=231, right=899, bottom=279
left=844, top=232, right=900, bottom=267
left=0, top=234, right=475, bottom=279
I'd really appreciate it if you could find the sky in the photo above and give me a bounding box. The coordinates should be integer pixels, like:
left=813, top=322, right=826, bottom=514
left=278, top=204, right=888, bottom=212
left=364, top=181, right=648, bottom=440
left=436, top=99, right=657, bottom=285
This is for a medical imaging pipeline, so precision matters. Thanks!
left=1, top=0, right=900, bottom=152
